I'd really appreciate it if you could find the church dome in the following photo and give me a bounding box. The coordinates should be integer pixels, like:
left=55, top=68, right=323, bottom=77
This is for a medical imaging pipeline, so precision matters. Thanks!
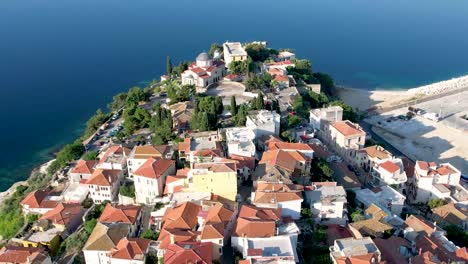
left=196, top=52, right=211, bottom=61
left=196, top=52, right=213, bottom=67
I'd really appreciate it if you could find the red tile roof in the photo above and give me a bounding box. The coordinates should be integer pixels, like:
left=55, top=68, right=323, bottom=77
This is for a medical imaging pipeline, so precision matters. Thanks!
left=157, top=228, right=198, bottom=250
left=39, top=203, right=83, bottom=227
left=379, top=160, right=400, bottom=174
left=230, top=154, right=256, bottom=171
left=274, top=75, right=289, bottom=82
left=164, top=242, right=213, bottom=264
left=260, top=149, right=306, bottom=172
left=233, top=205, right=281, bottom=238
left=178, top=138, right=191, bottom=153
left=71, top=160, right=97, bottom=174
left=403, top=215, right=438, bottom=236
left=85, top=169, right=121, bottom=186
left=162, top=202, right=201, bottom=230
left=268, top=142, right=314, bottom=152
left=20, top=190, right=59, bottom=209
left=415, top=235, right=468, bottom=263
left=132, top=158, right=175, bottom=179
left=99, top=146, right=130, bottom=164
left=110, top=238, right=151, bottom=260
left=0, top=246, right=48, bottom=264
left=374, top=237, right=410, bottom=264
left=331, top=120, right=365, bottom=137
left=99, top=203, right=141, bottom=224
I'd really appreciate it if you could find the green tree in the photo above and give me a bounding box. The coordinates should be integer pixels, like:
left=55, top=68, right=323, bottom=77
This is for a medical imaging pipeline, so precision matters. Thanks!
left=287, top=115, right=301, bottom=128
left=140, top=229, right=160, bottom=240
left=228, top=60, right=248, bottom=74
left=235, top=104, right=248, bottom=126
left=445, top=224, right=468, bottom=248
left=244, top=75, right=263, bottom=91
left=251, top=92, right=264, bottom=110
left=351, top=210, right=365, bottom=222
left=230, top=96, right=238, bottom=116
left=84, top=218, right=97, bottom=234
left=244, top=43, right=270, bottom=62
left=329, top=100, right=360, bottom=122
left=428, top=198, right=448, bottom=209
left=107, top=93, right=127, bottom=112
left=126, top=86, right=146, bottom=106
left=313, top=72, right=335, bottom=94
left=208, top=43, right=223, bottom=57
left=84, top=108, right=109, bottom=138
left=346, top=190, right=357, bottom=209
left=214, top=96, right=224, bottom=114
left=82, top=151, right=98, bottom=161
left=166, top=56, right=172, bottom=76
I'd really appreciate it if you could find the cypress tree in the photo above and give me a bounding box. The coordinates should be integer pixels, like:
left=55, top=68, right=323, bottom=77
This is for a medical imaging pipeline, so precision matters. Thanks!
left=230, top=96, right=237, bottom=116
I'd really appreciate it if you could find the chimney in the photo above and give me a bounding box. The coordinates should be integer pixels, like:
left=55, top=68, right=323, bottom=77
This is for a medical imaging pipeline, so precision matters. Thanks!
left=276, top=227, right=279, bottom=236
left=108, top=176, right=112, bottom=184
left=433, top=221, right=437, bottom=232
left=170, top=233, right=175, bottom=245
left=418, top=247, right=422, bottom=255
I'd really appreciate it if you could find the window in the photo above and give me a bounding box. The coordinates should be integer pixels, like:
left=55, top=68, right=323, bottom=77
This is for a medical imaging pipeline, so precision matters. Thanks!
left=128, top=161, right=132, bottom=166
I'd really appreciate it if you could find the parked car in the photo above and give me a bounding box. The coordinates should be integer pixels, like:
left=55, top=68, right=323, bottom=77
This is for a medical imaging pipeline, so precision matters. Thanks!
left=347, top=164, right=355, bottom=172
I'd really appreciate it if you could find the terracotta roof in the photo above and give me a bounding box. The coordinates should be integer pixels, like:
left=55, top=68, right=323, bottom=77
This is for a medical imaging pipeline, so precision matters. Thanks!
left=233, top=205, right=281, bottom=238
left=132, top=145, right=167, bottom=159
left=0, top=246, right=48, bottom=264
left=415, top=235, right=465, bottom=263
left=256, top=182, right=304, bottom=192
left=99, top=145, right=130, bottom=164
left=403, top=215, right=438, bottom=236
left=331, top=120, right=365, bottom=137
left=336, top=253, right=379, bottom=264
left=39, top=203, right=83, bottom=227
left=71, top=160, right=97, bottom=174
left=192, top=149, right=223, bottom=158
left=432, top=203, right=468, bottom=227
left=254, top=190, right=303, bottom=204
left=162, top=202, right=201, bottom=230
left=166, top=175, right=186, bottom=184
left=157, top=228, right=198, bottom=250
left=99, top=203, right=141, bottom=224
left=200, top=223, right=225, bottom=239
left=176, top=168, right=190, bottom=177
left=110, top=237, right=151, bottom=260
left=238, top=205, right=281, bottom=221
left=379, top=160, right=400, bottom=174
left=205, top=204, right=234, bottom=225
left=164, top=242, right=213, bottom=264
left=349, top=218, right=393, bottom=236
left=364, top=204, right=388, bottom=220
left=233, top=217, right=276, bottom=238
left=132, top=158, right=175, bottom=179
left=85, top=169, right=121, bottom=186
left=193, top=162, right=236, bottom=173
left=362, top=145, right=391, bottom=160
left=274, top=75, right=289, bottom=82
left=84, top=222, right=130, bottom=251
left=20, top=190, right=59, bottom=209
left=178, top=138, right=191, bottom=153
left=229, top=154, right=256, bottom=171
left=436, top=165, right=457, bottom=175
left=260, top=149, right=306, bottom=172
left=417, top=161, right=430, bottom=171
left=267, top=142, right=314, bottom=152
left=374, top=237, right=410, bottom=264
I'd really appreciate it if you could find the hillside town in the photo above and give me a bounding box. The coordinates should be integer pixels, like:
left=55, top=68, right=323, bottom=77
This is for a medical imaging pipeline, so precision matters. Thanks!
left=1, top=41, right=467, bottom=264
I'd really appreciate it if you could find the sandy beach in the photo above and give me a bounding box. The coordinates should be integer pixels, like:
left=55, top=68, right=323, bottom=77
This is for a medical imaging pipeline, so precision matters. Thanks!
left=335, top=75, right=468, bottom=111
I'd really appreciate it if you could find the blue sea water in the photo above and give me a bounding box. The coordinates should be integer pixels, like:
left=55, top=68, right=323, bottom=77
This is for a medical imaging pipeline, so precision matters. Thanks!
left=0, top=0, right=468, bottom=191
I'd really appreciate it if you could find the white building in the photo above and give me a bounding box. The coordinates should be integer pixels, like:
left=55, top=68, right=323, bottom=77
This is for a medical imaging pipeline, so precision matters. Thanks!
left=223, top=42, right=248, bottom=67
left=181, top=52, right=226, bottom=89
left=83, top=223, right=130, bottom=264
left=225, top=127, right=256, bottom=157
left=329, top=237, right=381, bottom=264
left=97, top=146, right=130, bottom=171
left=355, top=145, right=392, bottom=172
left=251, top=183, right=304, bottom=220
left=371, top=158, right=407, bottom=187
left=276, top=51, right=296, bottom=61
left=85, top=169, right=122, bottom=204
left=324, top=120, right=366, bottom=161
left=262, top=60, right=295, bottom=72
left=305, top=182, right=347, bottom=222
left=246, top=110, right=280, bottom=138
left=411, top=161, right=467, bottom=204
left=309, top=106, right=343, bottom=131
left=240, top=236, right=298, bottom=263
left=133, top=158, right=176, bottom=204
left=356, top=185, right=406, bottom=215
left=127, top=145, right=169, bottom=179
left=69, top=160, right=97, bottom=183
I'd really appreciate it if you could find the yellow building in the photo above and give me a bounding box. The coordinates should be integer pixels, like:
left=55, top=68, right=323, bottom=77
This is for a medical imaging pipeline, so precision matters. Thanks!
left=21, top=220, right=62, bottom=256
left=188, top=160, right=238, bottom=201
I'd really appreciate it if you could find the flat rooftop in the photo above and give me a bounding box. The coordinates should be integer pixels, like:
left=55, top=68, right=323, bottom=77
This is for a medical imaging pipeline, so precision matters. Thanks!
left=223, top=42, right=247, bottom=56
